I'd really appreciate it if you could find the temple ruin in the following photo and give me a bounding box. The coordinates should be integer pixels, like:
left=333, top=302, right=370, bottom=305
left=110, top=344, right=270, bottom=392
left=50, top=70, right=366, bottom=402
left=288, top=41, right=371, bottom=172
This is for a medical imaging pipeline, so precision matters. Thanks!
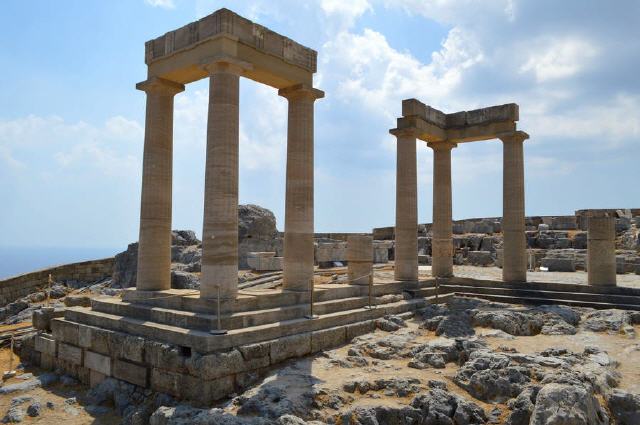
left=22, top=7, right=639, bottom=411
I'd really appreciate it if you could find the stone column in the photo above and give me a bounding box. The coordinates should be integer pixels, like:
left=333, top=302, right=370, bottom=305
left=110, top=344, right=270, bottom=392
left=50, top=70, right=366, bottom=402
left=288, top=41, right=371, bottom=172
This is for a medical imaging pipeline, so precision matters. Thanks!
left=347, top=235, right=373, bottom=285
left=428, top=142, right=456, bottom=278
left=201, top=61, right=244, bottom=300
left=391, top=129, right=418, bottom=282
left=588, top=216, right=616, bottom=286
left=135, top=77, right=184, bottom=291
left=500, top=131, right=529, bottom=283
left=278, top=84, right=324, bottom=292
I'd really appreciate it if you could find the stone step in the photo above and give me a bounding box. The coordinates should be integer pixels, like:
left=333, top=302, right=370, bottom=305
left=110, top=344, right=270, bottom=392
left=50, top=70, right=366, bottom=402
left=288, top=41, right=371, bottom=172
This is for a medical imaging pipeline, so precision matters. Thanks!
left=437, top=284, right=640, bottom=306
left=63, top=295, right=440, bottom=353
left=454, top=291, right=640, bottom=311
left=447, top=276, right=640, bottom=297
left=121, top=280, right=414, bottom=315
left=90, top=293, right=407, bottom=331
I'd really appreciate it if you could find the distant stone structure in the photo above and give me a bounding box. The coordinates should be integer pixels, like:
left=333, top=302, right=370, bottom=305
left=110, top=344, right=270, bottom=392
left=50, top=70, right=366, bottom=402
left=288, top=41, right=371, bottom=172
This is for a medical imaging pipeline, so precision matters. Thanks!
left=390, top=99, right=528, bottom=283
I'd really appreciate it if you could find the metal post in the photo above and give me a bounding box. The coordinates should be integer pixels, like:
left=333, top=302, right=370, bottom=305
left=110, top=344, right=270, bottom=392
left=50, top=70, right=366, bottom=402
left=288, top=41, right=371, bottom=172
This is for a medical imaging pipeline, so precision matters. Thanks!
left=210, top=285, right=228, bottom=335
left=364, top=273, right=375, bottom=309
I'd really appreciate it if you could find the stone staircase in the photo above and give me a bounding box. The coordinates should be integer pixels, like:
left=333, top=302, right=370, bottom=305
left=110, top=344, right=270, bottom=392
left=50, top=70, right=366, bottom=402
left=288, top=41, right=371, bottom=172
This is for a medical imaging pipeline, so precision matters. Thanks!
left=58, top=282, right=446, bottom=353
left=409, top=277, right=640, bottom=311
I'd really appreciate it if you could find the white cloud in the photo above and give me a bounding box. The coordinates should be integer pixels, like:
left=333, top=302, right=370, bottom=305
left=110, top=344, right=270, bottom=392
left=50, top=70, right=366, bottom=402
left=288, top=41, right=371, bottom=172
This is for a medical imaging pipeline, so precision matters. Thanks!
left=520, top=37, right=599, bottom=82
left=524, top=94, right=640, bottom=149
left=171, top=83, right=287, bottom=171
left=144, top=0, right=175, bottom=9
left=320, top=0, right=371, bottom=20
left=0, top=115, right=142, bottom=178
left=322, top=27, right=483, bottom=119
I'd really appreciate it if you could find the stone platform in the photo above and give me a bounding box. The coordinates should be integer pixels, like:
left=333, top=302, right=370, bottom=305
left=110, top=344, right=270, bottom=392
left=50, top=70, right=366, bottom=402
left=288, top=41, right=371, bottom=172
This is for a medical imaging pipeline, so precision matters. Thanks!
left=28, top=280, right=448, bottom=404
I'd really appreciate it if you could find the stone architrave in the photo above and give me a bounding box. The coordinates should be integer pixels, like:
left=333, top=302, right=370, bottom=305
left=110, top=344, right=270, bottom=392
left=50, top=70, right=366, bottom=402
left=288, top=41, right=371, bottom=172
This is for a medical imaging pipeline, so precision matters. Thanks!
left=428, top=142, right=456, bottom=278
left=500, top=131, right=529, bottom=283
left=588, top=216, right=617, bottom=286
left=279, top=85, right=324, bottom=293
left=135, top=77, right=185, bottom=291
left=391, top=129, right=418, bottom=282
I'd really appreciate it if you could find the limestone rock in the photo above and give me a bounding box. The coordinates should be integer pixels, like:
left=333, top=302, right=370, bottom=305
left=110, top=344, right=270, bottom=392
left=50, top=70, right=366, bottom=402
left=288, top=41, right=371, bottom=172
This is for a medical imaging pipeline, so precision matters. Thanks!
left=529, top=383, right=608, bottom=425
left=112, top=242, right=139, bottom=288
left=606, top=389, right=640, bottom=425
left=472, top=310, right=544, bottom=336
left=171, top=230, right=200, bottom=246
left=170, top=270, right=200, bottom=290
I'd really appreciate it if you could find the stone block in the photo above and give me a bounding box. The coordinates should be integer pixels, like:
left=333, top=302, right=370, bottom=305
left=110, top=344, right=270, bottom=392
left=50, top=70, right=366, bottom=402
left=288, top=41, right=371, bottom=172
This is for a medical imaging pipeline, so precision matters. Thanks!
left=188, top=375, right=236, bottom=403
left=270, top=333, right=311, bottom=364
left=467, top=251, right=494, bottom=266
left=144, top=341, right=187, bottom=371
left=32, top=307, right=63, bottom=331
left=541, top=257, right=575, bottom=272
left=616, top=256, right=626, bottom=274
left=463, top=103, right=518, bottom=125
left=311, top=326, right=347, bottom=353
left=90, top=370, right=107, bottom=388
left=51, top=320, right=79, bottom=346
left=373, top=247, right=389, bottom=263
left=418, top=254, right=431, bottom=265
left=58, top=342, right=83, bottom=366
left=40, top=353, right=55, bottom=370
left=118, top=335, right=145, bottom=363
left=150, top=368, right=182, bottom=396
left=238, top=342, right=270, bottom=361
left=551, top=216, right=577, bottom=230
left=186, top=349, right=246, bottom=380
left=35, top=335, right=57, bottom=356
left=113, top=359, right=148, bottom=387
left=315, top=242, right=346, bottom=263
left=84, top=351, right=111, bottom=376
left=78, top=325, right=92, bottom=348
left=345, top=320, right=375, bottom=341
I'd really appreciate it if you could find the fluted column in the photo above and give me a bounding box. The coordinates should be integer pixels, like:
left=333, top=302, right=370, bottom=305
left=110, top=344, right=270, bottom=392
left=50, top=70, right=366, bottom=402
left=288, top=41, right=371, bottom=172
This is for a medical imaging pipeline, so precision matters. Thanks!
left=391, top=129, right=418, bottom=282
left=201, top=61, right=244, bottom=300
left=279, top=84, right=324, bottom=292
left=428, top=141, right=456, bottom=278
left=500, top=131, right=529, bottom=283
left=135, top=77, right=184, bottom=291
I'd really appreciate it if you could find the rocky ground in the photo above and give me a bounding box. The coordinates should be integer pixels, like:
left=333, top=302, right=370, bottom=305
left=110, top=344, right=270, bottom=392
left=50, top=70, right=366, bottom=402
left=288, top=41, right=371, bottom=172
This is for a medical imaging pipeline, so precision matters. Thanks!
left=2, top=296, right=640, bottom=424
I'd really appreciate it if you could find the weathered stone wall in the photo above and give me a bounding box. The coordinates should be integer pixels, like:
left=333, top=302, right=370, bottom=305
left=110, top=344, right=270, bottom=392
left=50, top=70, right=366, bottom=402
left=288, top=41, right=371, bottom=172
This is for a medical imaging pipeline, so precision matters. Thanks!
left=26, top=317, right=381, bottom=405
left=0, top=258, right=114, bottom=306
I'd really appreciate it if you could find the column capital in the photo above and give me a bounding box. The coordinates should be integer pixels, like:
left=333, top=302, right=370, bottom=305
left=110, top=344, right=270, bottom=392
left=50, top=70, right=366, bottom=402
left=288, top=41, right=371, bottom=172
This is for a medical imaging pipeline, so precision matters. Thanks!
left=201, top=55, right=253, bottom=76
left=389, top=127, right=419, bottom=138
left=498, top=130, right=529, bottom=144
left=278, top=84, right=325, bottom=101
left=427, top=141, right=457, bottom=151
left=136, top=77, right=185, bottom=95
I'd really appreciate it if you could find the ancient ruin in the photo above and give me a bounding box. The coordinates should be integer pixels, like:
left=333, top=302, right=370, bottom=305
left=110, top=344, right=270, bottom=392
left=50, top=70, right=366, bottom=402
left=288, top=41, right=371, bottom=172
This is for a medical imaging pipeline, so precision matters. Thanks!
left=2, top=6, right=640, bottom=425
left=134, top=8, right=323, bottom=300
left=391, top=99, right=528, bottom=284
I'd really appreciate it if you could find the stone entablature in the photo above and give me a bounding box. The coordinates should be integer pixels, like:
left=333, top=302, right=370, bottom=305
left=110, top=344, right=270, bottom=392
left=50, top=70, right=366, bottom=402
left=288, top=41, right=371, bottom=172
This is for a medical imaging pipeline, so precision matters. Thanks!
left=402, top=98, right=519, bottom=129
left=145, top=8, right=317, bottom=87
left=397, top=98, right=519, bottom=143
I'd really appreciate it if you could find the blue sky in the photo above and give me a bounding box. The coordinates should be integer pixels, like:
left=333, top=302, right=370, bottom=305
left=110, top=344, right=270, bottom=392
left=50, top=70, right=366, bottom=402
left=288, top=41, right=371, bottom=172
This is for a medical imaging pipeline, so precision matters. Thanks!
left=1, top=0, right=639, bottom=252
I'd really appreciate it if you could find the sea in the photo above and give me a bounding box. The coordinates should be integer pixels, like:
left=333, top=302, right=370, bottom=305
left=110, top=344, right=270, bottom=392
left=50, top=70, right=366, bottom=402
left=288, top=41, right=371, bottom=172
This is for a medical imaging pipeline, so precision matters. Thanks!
left=0, top=246, right=121, bottom=280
